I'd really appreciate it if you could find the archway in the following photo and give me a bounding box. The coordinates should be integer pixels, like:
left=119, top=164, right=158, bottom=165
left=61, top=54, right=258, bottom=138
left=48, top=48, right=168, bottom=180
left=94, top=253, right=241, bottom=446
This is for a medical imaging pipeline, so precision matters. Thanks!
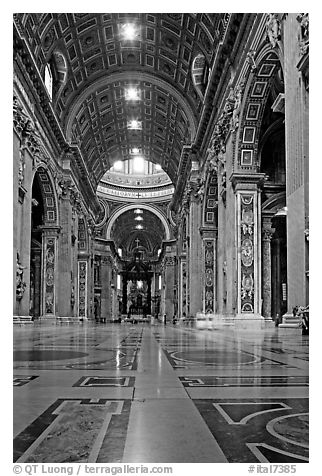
left=106, top=203, right=171, bottom=241
left=29, top=174, right=44, bottom=318
left=29, top=167, right=58, bottom=318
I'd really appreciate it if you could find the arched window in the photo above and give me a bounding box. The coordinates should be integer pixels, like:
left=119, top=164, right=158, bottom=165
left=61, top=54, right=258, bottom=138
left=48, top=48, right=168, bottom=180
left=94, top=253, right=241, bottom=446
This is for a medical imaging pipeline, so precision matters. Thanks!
left=44, top=64, right=53, bottom=100
left=44, top=51, right=68, bottom=101
left=191, top=53, right=209, bottom=99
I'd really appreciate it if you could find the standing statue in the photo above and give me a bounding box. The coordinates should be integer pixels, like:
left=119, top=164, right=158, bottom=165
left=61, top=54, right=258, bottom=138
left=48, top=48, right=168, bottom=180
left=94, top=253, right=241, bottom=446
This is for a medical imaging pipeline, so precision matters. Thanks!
left=16, top=252, right=26, bottom=300
left=231, top=82, right=244, bottom=132
left=266, top=14, right=281, bottom=48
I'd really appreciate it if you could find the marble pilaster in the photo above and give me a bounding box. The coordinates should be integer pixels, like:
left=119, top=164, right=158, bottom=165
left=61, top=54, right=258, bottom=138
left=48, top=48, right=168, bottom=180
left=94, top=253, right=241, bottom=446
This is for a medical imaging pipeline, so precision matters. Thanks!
left=77, top=260, right=88, bottom=319
left=32, top=251, right=41, bottom=318
left=40, top=226, right=60, bottom=318
left=100, top=255, right=112, bottom=321
left=56, top=195, right=74, bottom=318
left=231, top=173, right=265, bottom=325
left=164, top=255, right=176, bottom=319
left=188, top=196, right=203, bottom=317
left=200, top=228, right=217, bottom=314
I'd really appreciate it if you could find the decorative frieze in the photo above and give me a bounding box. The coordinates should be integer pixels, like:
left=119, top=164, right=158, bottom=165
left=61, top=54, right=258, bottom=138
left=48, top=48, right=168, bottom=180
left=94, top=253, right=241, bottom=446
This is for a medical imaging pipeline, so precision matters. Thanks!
left=204, top=240, right=215, bottom=313
left=237, top=192, right=259, bottom=314
left=180, top=260, right=187, bottom=317
left=204, top=171, right=218, bottom=226
left=78, top=261, right=87, bottom=318
left=43, top=237, right=56, bottom=315
left=14, top=96, right=50, bottom=189
left=164, top=256, right=176, bottom=267
left=13, top=96, right=29, bottom=138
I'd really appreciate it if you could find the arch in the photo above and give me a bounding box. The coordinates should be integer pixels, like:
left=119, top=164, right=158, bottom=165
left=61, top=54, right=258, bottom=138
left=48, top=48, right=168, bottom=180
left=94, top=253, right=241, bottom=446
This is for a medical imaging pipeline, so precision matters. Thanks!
left=106, top=203, right=171, bottom=241
left=258, top=117, right=284, bottom=156
left=262, top=192, right=286, bottom=212
left=254, top=42, right=283, bottom=72
left=32, top=166, right=58, bottom=225
left=95, top=198, right=109, bottom=227
left=235, top=46, right=283, bottom=171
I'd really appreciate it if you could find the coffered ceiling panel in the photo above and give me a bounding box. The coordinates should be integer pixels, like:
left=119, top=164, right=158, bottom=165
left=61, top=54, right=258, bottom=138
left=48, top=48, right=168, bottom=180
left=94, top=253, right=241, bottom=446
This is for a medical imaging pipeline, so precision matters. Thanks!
left=14, top=13, right=229, bottom=187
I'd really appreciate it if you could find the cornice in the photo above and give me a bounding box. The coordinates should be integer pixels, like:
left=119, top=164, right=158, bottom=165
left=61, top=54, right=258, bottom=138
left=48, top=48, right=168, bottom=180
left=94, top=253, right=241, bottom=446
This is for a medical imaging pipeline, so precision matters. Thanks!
left=192, top=13, right=245, bottom=152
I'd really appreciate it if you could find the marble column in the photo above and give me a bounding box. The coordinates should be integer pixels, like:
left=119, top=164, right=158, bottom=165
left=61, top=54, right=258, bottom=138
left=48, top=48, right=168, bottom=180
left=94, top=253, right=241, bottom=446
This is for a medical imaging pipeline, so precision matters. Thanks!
left=178, top=257, right=187, bottom=318
left=147, top=278, right=152, bottom=314
left=261, top=218, right=275, bottom=319
left=33, top=251, right=41, bottom=318
left=122, top=276, right=127, bottom=314
left=100, top=255, right=112, bottom=321
left=272, top=237, right=282, bottom=319
left=283, top=14, right=309, bottom=313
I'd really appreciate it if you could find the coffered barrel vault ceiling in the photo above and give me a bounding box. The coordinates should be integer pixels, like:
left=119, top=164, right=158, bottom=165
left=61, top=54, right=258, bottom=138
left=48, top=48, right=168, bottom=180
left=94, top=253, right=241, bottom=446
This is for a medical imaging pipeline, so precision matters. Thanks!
left=110, top=209, right=166, bottom=256
left=14, top=13, right=230, bottom=187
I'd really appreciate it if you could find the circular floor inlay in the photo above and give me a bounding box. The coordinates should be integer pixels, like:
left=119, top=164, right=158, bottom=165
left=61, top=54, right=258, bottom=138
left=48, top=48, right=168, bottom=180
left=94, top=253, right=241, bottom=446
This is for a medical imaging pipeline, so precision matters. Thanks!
left=173, top=349, right=255, bottom=365
left=13, top=350, right=89, bottom=361
left=270, top=414, right=309, bottom=447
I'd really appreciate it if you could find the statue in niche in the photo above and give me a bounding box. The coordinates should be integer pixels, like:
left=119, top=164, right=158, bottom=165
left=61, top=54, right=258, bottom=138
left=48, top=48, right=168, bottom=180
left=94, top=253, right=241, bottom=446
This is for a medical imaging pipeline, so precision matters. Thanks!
left=231, top=82, right=245, bottom=132
left=195, top=177, right=205, bottom=203
left=266, top=13, right=281, bottom=48
left=297, top=13, right=309, bottom=39
left=18, top=153, right=25, bottom=186
left=246, top=50, right=257, bottom=71
left=16, top=252, right=26, bottom=300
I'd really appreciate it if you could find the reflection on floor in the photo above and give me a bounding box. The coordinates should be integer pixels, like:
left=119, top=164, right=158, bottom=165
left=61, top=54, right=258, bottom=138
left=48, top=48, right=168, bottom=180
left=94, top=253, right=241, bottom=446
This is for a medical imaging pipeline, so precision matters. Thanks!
left=13, top=322, right=309, bottom=463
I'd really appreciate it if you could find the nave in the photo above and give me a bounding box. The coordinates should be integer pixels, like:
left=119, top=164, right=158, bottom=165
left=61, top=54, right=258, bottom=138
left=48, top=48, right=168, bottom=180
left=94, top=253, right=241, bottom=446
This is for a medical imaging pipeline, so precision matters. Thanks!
left=13, top=322, right=309, bottom=463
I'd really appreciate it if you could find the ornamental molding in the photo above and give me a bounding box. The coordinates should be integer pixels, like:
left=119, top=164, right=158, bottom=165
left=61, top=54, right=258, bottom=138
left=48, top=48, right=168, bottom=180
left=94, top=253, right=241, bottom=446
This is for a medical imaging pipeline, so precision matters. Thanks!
left=14, top=95, right=50, bottom=186
left=54, top=172, right=81, bottom=211
left=206, top=80, right=246, bottom=177
left=164, top=256, right=176, bottom=267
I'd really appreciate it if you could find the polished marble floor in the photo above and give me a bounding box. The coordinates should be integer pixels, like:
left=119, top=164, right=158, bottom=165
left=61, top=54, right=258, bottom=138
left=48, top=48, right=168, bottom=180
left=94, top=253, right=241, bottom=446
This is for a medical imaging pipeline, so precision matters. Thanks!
left=13, top=322, right=309, bottom=463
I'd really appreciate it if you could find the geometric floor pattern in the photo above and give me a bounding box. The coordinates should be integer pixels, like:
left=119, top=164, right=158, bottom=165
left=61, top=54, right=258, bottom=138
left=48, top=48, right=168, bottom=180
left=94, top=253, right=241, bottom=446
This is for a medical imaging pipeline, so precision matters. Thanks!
left=13, top=322, right=309, bottom=463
